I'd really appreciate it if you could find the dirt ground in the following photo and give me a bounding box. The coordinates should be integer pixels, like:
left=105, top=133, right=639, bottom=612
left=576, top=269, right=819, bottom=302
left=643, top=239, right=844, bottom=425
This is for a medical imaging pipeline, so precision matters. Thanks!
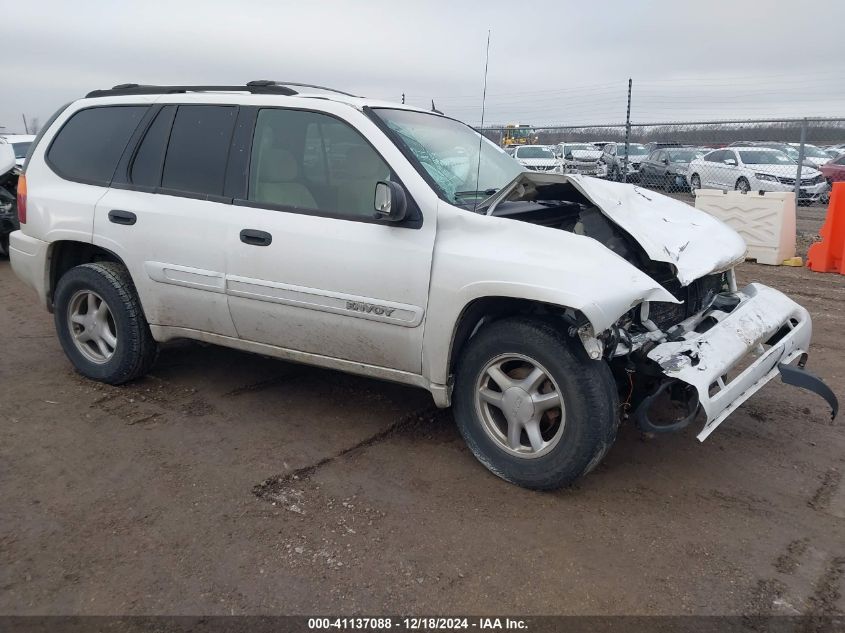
left=1, top=207, right=843, bottom=616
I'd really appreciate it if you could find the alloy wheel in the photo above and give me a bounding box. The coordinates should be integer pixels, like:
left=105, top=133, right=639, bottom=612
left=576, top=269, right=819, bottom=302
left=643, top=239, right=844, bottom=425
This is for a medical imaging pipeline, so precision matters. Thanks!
left=67, top=290, right=118, bottom=364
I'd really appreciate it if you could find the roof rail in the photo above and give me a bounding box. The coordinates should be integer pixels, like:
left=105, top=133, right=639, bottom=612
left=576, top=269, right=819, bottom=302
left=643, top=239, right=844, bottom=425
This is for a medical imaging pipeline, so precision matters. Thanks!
left=264, top=81, right=362, bottom=98
left=85, top=80, right=361, bottom=99
left=85, top=82, right=299, bottom=98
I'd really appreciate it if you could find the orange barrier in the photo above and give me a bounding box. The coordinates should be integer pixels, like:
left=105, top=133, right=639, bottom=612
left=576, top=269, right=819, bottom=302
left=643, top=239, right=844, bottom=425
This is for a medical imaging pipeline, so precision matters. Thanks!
left=807, top=182, right=845, bottom=274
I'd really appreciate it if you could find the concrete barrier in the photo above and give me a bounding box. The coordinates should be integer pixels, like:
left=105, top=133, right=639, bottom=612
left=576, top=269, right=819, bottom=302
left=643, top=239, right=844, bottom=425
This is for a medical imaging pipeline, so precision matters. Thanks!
left=694, top=189, right=795, bottom=265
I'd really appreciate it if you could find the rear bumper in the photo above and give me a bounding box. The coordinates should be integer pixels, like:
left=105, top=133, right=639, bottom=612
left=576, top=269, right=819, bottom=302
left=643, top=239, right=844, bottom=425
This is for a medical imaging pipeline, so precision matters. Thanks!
left=646, top=283, right=816, bottom=440
left=9, top=230, right=51, bottom=309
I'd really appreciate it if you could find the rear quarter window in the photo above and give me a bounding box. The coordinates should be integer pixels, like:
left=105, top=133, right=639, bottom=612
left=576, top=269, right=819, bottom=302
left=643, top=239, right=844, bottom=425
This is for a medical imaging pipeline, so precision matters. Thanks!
left=47, top=105, right=148, bottom=185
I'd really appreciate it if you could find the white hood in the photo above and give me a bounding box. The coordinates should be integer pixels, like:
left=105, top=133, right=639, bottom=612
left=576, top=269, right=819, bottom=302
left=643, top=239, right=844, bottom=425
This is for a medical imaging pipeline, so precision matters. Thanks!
left=567, top=176, right=747, bottom=285
left=490, top=173, right=747, bottom=287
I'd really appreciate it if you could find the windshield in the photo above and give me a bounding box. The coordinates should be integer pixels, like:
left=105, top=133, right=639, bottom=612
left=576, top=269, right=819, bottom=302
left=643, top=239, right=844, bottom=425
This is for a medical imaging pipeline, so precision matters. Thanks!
left=374, top=109, right=524, bottom=206
left=621, top=143, right=648, bottom=156
left=12, top=142, right=30, bottom=159
left=666, top=149, right=700, bottom=163
left=517, top=146, right=555, bottom=159
left=738, top=150, right=794, bottom=165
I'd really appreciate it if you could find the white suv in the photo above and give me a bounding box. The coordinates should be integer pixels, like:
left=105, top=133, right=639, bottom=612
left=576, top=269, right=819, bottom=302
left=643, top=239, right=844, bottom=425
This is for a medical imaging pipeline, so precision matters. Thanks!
left=9, top=81, right=837, bottom=489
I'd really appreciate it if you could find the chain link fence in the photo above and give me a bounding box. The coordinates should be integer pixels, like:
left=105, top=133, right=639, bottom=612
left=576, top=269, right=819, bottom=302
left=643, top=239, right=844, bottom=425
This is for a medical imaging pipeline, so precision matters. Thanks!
left=478, top=118, right=845, bottom=207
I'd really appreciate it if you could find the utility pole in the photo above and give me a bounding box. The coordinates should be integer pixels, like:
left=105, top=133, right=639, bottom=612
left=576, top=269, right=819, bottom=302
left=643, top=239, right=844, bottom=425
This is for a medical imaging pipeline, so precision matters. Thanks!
left=622, top=78, right=632, bottom=184
left=21, top=113, right=29, bottom=134
left=793, top=118, right=807, bottom=204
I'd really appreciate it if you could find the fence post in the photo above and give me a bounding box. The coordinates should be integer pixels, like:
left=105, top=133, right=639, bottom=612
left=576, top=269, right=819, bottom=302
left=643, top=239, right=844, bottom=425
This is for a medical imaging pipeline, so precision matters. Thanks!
left=794, top=118, right=807, bottom=203
left=622, top=78, right=632, bottom=184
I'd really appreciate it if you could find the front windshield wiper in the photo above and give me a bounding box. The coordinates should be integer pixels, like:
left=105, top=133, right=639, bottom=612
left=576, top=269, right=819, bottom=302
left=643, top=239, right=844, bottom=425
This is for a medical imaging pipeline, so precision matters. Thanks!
left=454, top=188, right=498, bottom=199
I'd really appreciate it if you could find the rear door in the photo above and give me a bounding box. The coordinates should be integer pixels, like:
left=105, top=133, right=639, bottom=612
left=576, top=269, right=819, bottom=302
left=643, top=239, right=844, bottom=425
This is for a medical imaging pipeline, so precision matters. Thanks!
left=94, top=104, right=240, bottom=336
left=223, top=105, right=437, bottom=374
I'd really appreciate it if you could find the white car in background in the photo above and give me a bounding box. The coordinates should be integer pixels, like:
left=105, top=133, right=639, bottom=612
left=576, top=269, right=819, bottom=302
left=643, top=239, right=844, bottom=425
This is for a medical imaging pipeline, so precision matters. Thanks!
left=687, top=147, right=828, bottom=203
left=787, top=143, right=834, bottom=169
left=0, top=134, right=36, bottom=166
left=512, top=145, right=559, bottom=172
left=554, top=142, right=606, bottom=176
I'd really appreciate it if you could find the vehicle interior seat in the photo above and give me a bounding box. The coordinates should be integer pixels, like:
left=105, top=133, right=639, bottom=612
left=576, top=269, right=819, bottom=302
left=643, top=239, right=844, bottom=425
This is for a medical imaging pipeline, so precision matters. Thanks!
left=254, top=148, right=318, bottom=209
left=337, top=145, right=390, bottom=216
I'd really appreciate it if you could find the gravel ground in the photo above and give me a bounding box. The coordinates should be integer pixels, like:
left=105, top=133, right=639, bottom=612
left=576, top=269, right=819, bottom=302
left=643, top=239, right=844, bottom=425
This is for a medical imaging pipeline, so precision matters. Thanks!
left=1, top=205, right=843, bottom=616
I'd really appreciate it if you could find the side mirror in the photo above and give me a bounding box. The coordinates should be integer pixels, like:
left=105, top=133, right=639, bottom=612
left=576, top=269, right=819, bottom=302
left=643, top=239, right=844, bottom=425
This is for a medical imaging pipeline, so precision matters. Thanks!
left=565, top=152, right=573, bottom=159
left=725, top=158, right=737, bottom=166
left=374, top=181, right=407, bottom=222
left=661, top=158, right=669, bottom=165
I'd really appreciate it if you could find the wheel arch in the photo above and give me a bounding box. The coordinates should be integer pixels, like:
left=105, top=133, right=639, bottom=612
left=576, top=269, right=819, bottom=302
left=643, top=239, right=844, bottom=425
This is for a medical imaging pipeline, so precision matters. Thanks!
left=438, top=296, right=589, bottom=392
left=47, top=240, right=127, bottom=312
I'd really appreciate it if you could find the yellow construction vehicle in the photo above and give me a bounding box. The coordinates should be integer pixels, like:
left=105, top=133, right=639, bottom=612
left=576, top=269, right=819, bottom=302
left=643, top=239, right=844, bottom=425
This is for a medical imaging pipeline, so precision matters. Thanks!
left=502, top=123, right=537, bottom=147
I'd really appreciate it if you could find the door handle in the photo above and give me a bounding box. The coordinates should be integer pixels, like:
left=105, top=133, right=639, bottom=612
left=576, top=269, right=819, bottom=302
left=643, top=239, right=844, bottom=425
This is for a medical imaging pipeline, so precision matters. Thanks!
left=240, top=229, right=272, bottom=246
left=108, top=209, right=137, bottom=225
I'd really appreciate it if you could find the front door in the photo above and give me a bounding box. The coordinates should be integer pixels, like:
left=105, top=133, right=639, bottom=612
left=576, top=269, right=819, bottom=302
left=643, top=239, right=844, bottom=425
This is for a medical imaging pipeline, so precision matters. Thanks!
left=224, top=105, right=437, bottom=374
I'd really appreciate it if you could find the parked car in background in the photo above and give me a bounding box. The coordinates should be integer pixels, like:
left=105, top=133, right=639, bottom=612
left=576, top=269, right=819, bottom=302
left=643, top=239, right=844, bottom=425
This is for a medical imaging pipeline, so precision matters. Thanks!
left=639, top=147, right=706, bottom=191
left=554, top=142, right=605, bottom=176
left=822, top=146, right=845, bottom=160
left=820, top=154, right=845, bottom=185
left=512, top=145, right=559, bottom=172
left=644, top=141, right=682, bottom=153
left=787, top=143, right=834, bottom=169
left=0, top=134, right=36, bottom=167
left=601, top=142, right=649, bottom=182
left=688, top=148, right=828, bottom=203
left=729, top=141, right=823, bottom=169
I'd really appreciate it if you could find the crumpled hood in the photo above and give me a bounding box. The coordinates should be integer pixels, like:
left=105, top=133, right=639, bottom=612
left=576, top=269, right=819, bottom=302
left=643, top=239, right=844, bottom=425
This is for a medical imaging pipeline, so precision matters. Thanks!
left=491, top=172, right=748, bottom=286
left=566, top=176, right=747, bottom=285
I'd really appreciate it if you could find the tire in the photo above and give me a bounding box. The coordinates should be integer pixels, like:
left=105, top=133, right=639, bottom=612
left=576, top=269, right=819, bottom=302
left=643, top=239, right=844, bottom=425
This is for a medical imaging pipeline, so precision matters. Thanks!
left=735, top=177, right=750, bottom=194
left=0, top=233, right=8, bottom=258
left=453, top=317, right=618, bottom=490
left=690, top=173, right=701, bottom=193
left=609, top=165, right=621, bottom=182
left=663, top=174, right=675, bottom=192
left=54, top=262, right=158, bottom=384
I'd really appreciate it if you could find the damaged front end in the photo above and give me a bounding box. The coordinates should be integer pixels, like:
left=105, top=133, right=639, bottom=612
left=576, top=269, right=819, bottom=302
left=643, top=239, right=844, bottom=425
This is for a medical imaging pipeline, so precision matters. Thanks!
left=487, top=172, right=838, bottom=438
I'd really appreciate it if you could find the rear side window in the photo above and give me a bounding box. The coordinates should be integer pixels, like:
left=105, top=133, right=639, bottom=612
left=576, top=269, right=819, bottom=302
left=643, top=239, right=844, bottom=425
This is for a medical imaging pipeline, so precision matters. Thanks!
left=161, top=105, right=236, bottom=196
left=130, top=106, right=175, bottom=188
left=47, top=106, right=148, bottom=185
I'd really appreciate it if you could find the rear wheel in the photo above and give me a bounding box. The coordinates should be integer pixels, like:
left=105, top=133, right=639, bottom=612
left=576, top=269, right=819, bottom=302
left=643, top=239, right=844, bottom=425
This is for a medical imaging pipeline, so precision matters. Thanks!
left=453, top=318, right=618, bottom=490
left=54, top=262, right=157, bottom=384
left=735, top=177, right=750, bottom=194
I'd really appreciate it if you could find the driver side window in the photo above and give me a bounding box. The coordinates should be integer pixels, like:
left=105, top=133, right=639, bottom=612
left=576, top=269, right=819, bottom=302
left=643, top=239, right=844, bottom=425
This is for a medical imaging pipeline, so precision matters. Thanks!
left=249, top=108, right=391, bottom=219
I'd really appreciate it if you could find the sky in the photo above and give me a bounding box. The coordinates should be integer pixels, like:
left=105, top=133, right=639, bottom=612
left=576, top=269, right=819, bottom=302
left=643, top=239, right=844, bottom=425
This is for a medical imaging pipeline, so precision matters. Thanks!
left=2, top=0, right=844, bottom=134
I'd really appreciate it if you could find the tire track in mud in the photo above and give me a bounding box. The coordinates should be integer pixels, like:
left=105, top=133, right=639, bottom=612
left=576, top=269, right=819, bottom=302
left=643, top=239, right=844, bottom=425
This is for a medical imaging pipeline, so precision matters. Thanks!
left=808, top=468, right=843, bottom=515
left=252, top=405, right=448, bottom=502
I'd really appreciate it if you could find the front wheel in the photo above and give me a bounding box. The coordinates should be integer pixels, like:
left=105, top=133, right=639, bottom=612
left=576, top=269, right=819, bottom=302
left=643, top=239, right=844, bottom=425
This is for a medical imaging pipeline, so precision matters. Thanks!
left=735, top=177, right=750, bottom=194
left=453, top=318, right=618, bottom=490
left=54, top=262, right=158, bottom=384
left=689, top=173, right=702, bottom=193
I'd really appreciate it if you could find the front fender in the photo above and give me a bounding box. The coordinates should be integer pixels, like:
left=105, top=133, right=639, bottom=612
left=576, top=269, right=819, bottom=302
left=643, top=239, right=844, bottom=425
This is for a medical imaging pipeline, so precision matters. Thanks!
left=421, top=205, right=679, bottom=385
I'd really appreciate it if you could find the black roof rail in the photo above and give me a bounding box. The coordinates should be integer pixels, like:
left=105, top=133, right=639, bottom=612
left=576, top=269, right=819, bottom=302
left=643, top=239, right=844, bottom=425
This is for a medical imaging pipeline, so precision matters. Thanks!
left=85, top=80, right=361, bottom=99
left=85, top=82, right=299, bottom=98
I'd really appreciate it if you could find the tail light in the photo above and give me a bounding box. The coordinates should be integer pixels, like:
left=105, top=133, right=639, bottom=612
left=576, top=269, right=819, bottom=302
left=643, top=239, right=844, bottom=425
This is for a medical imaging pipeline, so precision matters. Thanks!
left=16, top=174, right=26, bottom=224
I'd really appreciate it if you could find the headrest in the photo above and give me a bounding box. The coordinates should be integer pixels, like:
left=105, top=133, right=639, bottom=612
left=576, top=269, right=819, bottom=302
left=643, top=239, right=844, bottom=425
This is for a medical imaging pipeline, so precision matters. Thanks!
left=259, top=148, right=299, bottom=182
left=345, top=145, right=386, bottom=180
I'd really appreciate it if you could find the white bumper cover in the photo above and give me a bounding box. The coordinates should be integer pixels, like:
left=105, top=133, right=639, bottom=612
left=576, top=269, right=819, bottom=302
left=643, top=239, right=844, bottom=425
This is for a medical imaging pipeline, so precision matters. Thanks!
left=647, top=283, right=811, bottom=441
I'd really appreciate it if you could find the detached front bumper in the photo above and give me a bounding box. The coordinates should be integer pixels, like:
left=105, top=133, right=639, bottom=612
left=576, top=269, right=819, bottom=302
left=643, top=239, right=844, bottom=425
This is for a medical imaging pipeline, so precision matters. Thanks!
left=646, top=283, right=835, bottom=441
